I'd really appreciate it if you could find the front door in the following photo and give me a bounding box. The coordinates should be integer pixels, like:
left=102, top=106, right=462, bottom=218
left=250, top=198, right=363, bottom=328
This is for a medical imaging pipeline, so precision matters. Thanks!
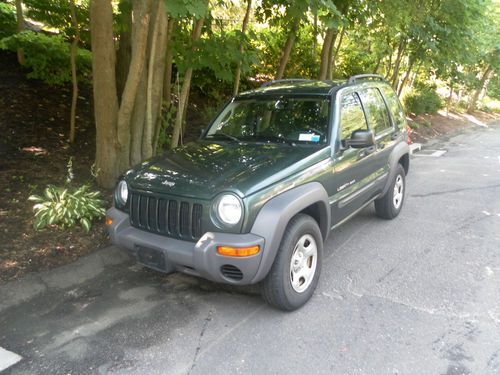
left=329, top=92, right=381, bottom=227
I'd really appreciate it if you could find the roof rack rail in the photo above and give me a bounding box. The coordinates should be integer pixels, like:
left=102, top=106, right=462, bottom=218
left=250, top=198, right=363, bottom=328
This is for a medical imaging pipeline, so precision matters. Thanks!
left=347, top=74, right=385, bottom=84
left=261, top=79, right=315, bottom=88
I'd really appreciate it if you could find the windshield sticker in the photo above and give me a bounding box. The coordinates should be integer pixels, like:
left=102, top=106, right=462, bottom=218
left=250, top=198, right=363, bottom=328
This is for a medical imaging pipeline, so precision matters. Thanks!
left=299, top=133, right=320, bottom=142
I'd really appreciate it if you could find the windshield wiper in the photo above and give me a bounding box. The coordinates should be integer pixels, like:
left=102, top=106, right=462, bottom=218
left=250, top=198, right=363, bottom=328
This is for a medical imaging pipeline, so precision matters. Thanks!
left=206, top=133, right=241, bottom=143
left=261, top=135, right=296, bottom=147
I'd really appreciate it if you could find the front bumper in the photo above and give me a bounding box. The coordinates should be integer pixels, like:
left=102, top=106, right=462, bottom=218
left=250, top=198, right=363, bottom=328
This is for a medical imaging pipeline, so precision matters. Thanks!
left=106, top=208, right=265, bottom=285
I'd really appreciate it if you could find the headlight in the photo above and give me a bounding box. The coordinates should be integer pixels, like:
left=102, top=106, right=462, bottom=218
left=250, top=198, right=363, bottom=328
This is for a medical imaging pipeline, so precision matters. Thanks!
left=216, top=194, right=242, bottom=225
left=115, top=180, right=128, bottom=207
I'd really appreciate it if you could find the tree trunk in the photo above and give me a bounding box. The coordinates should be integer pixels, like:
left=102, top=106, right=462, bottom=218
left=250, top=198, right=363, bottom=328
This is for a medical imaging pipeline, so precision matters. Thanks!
left=384, top=42, right=394, bottom=79
left=390, top=38, right=406, bottom=88
left=312, top=11, right=317, bottom=55
left=328, top=27, right=344, bottom=80
left=90, top=0, right=120, bottom=188
left=170, top=17, right=205, bottom=149
left=276, top=19, right=299, bottom=80
left=446, top=84, right=453, bottom=116
left=116, top=0, right=132, bottom=103
left=15, top=0, right=25, bottom=65
left=143, top=0, right=168, bottom=160
left=467, top=65, right=493, bottom=113
left=373, top=57, right=381, bottom=74
left=130, top=67, right=147, bottom=166
left=69, top=0, right=80, bottom=143
left=325, top=31, right=337, bottom=80
left=479, top=74, right=492, bottom=101
left=233, top=0, right=252, bottom=96
left=318, top=28, right=335, bottom=80
left=162, top=19, right=175, bottom=108
left=398, top=57, right=414, bottom=96
left=115, top=0, right=152, bottom=171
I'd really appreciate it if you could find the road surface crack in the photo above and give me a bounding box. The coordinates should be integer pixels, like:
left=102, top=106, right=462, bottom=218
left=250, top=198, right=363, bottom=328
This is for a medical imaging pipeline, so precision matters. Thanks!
left=188, top=309, right=214, bottom=374
left=411, top=183, right=500, bottom=198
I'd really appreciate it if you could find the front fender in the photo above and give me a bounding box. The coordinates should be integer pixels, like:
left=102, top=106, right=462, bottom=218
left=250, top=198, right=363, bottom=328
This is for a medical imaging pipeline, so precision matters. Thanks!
left=249, top=181, right=330, bottom=283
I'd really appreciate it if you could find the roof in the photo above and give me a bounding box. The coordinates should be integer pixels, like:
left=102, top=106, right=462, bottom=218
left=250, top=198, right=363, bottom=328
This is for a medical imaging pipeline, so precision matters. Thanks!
left=237, top=80, right=346, bottom=98
left=237, top=75, right=388, bottom=98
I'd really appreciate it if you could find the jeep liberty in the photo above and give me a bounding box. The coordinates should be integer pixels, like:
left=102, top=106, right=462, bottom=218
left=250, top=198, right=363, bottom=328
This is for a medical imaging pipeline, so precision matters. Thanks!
left=106, top=74, right=410, bottom=311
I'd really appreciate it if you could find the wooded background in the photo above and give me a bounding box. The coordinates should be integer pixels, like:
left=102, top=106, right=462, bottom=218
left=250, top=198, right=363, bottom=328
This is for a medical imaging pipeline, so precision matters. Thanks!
left=0, top=0, right=498, bottom=188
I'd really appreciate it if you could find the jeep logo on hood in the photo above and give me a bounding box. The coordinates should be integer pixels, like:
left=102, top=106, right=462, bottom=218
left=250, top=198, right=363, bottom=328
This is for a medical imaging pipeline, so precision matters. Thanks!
left=162, top=180, right=175, bottom=187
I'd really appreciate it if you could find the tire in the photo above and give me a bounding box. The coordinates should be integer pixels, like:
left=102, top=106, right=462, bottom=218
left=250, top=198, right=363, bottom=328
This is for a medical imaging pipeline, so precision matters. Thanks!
left=261, top=214, right=323, bottom=311
left=374, top=163, right=406, bottom=220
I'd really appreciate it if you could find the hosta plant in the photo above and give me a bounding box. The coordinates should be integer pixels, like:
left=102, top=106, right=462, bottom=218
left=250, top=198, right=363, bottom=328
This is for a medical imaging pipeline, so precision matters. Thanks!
left=28, top=185, right=105, bottom=231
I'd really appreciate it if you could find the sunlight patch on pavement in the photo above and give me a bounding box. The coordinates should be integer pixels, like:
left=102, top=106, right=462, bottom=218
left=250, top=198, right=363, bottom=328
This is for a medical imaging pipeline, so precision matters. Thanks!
left=461, top=113, right=488, bottom=127
left=413, top=149, right=447, bottom=157
left=0, top=347, right=22, bottom=372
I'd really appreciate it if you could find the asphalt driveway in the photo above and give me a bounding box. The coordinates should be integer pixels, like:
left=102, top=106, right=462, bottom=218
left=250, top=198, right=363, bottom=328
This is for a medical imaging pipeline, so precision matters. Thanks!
left=1, top=123, right=499, bottom=375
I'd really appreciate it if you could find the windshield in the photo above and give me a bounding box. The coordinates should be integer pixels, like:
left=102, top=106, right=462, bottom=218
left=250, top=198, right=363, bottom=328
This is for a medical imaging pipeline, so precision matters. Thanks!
left=204, top=96, right=330, bottom=145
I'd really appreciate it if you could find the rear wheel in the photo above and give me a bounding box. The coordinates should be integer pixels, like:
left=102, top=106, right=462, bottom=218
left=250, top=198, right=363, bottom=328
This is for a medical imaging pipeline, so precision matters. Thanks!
left=374, top=164, right=406, bottom=219
left=261, top=214, right=323, bottom=311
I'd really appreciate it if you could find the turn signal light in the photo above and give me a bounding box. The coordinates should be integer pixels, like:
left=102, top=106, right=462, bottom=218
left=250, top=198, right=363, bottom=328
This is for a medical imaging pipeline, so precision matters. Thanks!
left=105, top=217, right=113, bottom=225
left=217, top=245, right=260, bottom=257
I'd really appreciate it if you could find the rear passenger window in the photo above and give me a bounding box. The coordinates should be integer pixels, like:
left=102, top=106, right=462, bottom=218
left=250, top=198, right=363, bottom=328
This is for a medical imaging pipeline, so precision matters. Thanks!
left=380, top=86, right=406, bottom=129
left=358, top=88, right=392, bottom=135
left=340, top=93, right=368, bottom=140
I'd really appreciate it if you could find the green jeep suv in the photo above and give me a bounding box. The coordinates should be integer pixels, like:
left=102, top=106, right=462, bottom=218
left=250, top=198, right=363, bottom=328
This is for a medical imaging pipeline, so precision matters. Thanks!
left=106, top=74, right=410, bottom=311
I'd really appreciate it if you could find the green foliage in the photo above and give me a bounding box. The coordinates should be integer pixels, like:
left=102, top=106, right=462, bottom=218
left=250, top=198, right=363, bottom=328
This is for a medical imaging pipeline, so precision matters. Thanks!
left=285, top=23, right=321, bottom=78
left=0, top=31, right=91, bottom=85
left=23, top=0, right=91, bottom=45
left=0, top=3, right=17, bottom=40
left=250, top=25, right=286, bottom=78
left=487, top=73, right=500, bottom=100
left=166, top=0, right=209, bottom=18
left=336, top=47, right=374, bottom=78
left=403, top=83, right=443, bottom=116
left=156, top=105, right=177, bottom=153
left=28, top=185, right=106, bottom=231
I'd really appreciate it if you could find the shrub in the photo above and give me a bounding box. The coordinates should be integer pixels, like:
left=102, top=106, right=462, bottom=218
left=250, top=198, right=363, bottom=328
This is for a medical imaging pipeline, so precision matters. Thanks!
left=0, top=3, right=17, bottom=40
left=403, top=84, right=443, bottom=116
left=0, top=30, right=92, bottom=85
left=28, top=185, right=106, bottom=231
left=28, top=158, right=105, bottom=231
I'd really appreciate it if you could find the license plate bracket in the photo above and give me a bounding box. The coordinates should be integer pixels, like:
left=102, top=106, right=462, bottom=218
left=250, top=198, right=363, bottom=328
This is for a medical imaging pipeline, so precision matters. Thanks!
left=136, top=246, right=167, bottom=272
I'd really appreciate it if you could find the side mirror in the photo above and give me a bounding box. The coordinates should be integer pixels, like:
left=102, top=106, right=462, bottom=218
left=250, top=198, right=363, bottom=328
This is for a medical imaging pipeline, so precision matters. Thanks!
left=347, top=129, right=375, bottom=148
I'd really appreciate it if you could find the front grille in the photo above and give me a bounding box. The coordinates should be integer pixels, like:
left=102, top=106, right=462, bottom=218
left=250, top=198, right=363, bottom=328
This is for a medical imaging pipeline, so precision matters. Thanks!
left=129, top=192, right=203, bottom=240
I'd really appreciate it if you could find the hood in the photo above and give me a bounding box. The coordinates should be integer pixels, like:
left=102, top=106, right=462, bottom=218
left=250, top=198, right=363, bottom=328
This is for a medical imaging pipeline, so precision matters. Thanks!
left=125, top=141, right=330, bottom=199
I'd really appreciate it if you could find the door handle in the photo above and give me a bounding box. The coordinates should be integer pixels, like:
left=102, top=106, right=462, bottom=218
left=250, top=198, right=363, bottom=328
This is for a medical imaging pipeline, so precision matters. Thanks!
left=391, top=133, right=399, bottom=140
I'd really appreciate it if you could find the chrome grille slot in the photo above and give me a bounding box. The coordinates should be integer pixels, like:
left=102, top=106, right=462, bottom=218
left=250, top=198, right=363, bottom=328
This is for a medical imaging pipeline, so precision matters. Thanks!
left=179, top=202, right=190, bottom=236
left=192, top=204, right=203, bottom=238
left=168, top=200, right=178, bottom=234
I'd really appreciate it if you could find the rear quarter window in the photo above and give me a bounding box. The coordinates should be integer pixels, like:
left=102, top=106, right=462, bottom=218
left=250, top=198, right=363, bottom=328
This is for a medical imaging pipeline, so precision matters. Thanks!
left=358, top=88, right=392, bottom=135
left=380, top=86, right=407, bottom=129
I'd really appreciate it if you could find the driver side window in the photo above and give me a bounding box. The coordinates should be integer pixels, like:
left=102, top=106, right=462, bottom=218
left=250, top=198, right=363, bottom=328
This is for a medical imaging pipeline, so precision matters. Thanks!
left=340, top=93, right=369, bottom=141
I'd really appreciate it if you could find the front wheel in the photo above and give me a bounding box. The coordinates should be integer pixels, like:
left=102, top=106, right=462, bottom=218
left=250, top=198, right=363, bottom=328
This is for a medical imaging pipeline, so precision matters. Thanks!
left=261, top=214, right=323, bottom=311
left=374, top=164, right=406, bottom=219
